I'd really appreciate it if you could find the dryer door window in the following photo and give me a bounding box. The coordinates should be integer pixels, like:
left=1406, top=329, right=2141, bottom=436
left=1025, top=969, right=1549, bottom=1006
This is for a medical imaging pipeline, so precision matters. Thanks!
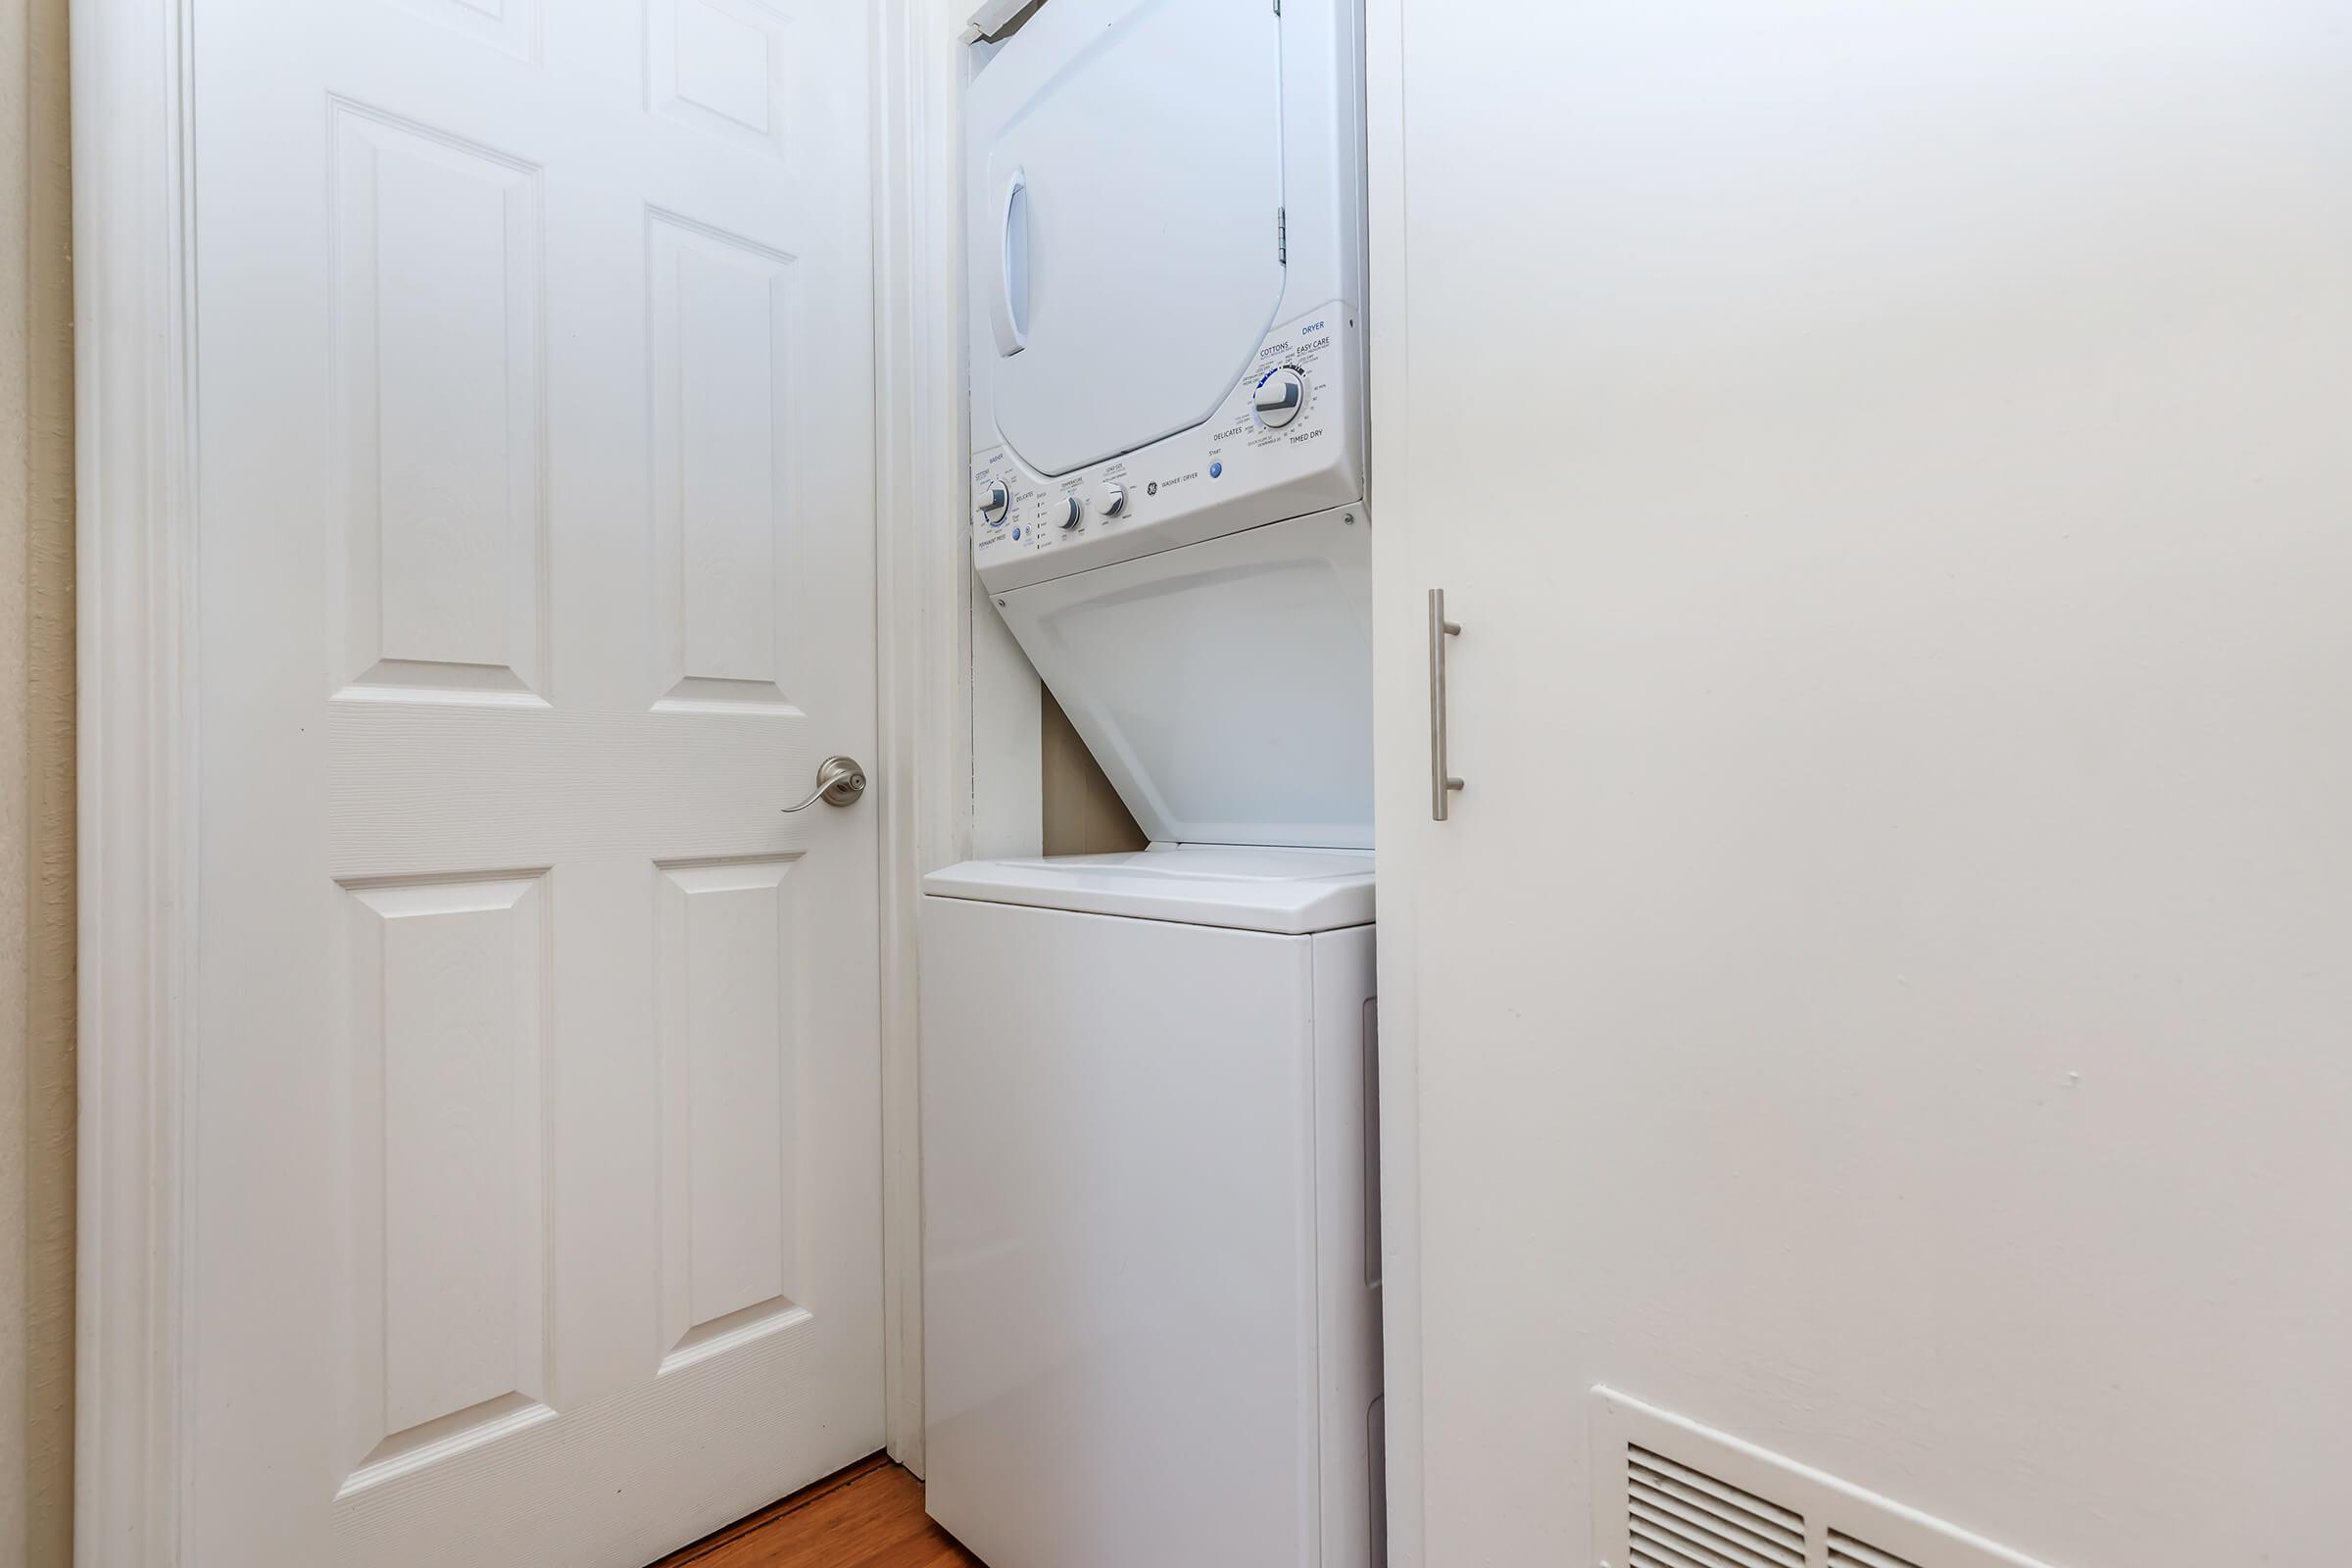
left=970, top=0, right=1286, bottom=478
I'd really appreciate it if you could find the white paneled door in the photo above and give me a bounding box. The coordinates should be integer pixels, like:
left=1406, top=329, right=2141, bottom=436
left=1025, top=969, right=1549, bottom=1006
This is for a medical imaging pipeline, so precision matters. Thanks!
left=188, top=1, right=880, bottom=1563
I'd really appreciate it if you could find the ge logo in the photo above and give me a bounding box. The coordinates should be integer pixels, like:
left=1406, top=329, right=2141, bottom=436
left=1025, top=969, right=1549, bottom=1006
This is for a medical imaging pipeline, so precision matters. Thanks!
left=1146, top=481, right=1158, bottom=496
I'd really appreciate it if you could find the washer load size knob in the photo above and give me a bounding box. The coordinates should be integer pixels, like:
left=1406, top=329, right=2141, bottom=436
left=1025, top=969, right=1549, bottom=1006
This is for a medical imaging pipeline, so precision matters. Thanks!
left=975, top=480, right=1009, bottom=526
left=1098, top=482, right=1128, bottom=517
left=1252, top=367, right=1308, bottom=430
left=1057, top=495, right=1084, bottom=529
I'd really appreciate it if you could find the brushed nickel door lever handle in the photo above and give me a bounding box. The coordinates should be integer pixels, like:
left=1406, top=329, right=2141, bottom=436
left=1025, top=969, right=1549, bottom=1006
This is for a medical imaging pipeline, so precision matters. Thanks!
left=783, top=755, right=867, bottom=812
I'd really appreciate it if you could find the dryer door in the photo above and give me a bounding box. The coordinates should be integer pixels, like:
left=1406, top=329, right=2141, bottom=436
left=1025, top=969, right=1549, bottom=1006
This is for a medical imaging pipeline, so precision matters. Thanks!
left=968, top=0, right=1286, bottom=478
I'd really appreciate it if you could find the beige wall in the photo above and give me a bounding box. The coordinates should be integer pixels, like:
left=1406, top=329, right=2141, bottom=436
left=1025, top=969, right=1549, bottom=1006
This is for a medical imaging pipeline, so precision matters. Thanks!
left=1040, top=688, right=1145, bottom=858
left=0, top=0, right=75, bottom=1562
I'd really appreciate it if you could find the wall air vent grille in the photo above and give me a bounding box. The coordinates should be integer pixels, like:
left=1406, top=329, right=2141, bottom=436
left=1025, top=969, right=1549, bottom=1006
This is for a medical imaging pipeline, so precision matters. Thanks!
left=1591, top=1388, right=2064, bottom=1568
left=1828, top=1535, right=1925, bottom=1568
left=1628, top=1446, right=1804, bottom=1568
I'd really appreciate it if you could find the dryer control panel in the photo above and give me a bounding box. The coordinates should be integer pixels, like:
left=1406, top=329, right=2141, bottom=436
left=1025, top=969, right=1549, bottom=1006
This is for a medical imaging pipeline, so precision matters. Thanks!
left=971, top=303, right=1364, bottom=594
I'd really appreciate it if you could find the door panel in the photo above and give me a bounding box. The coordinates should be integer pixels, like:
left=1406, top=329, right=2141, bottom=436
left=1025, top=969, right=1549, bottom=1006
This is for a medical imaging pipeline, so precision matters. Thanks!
left=648, top=209, right=806, bottom=710
left=191, top=1, right=881, bottom=1562
left=655, top=855, right=805, bottom=1358
left=333, top=871, right=553, bottom=1487
left=328, top=101, right=547, bottom=698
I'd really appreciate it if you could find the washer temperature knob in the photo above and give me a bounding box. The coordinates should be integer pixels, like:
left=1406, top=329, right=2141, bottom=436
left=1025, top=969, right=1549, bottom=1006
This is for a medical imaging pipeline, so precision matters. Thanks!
left=975, top=480, right=1009, bottom=526
left=1252, top=367, right=1307, bottom=430
left=1057, top=495, right=1084, bottom=530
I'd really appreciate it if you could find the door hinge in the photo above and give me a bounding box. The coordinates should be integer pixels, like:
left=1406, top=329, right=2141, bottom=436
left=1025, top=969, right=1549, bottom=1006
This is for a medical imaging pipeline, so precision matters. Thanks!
left=1273, top=0, right=1282, bottom=14
left=1277, top=206, right=1288, bottom=264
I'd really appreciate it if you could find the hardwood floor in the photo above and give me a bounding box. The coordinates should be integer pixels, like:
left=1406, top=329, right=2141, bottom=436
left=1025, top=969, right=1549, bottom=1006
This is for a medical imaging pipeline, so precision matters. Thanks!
left=648, top=1454, right=983, bottom=1568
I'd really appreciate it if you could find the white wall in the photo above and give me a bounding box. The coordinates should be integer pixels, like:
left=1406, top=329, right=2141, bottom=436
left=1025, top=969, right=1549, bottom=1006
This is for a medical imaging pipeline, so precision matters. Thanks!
left=1374, top=6, right=2352, bottom=1566
left=969, top=576, right=1042, bottom=858
left=946, top=1, right=1046, bottom=860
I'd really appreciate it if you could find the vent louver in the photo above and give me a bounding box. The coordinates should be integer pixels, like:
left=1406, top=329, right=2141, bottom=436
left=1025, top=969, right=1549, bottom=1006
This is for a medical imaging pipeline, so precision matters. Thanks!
left=1628, top=1446, right=1805, bottom=1568
left=1592, top=1389, right=2063, bottom=1568
left=1828, top=1536, right=1924, bottom=1568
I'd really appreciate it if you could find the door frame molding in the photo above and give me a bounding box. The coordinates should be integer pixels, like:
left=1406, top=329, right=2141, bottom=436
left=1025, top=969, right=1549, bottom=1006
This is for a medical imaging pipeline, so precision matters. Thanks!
left=72, top=0, right=200, bottom=1562
left=74, top=0, right=968, bottom=1551
left=870, top=0, right=971, bottom=1476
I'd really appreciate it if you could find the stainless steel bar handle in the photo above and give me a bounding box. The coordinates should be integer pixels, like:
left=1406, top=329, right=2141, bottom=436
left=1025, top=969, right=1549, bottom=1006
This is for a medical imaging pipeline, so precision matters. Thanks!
left=782, top=755, right=868, bottom=812
left=1429, top=589, right=1464, bottom=821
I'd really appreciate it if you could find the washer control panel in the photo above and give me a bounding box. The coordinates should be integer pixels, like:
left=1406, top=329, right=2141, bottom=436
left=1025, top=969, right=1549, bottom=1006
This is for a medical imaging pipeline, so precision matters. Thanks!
left=971, top=302, right=1364, bottom=593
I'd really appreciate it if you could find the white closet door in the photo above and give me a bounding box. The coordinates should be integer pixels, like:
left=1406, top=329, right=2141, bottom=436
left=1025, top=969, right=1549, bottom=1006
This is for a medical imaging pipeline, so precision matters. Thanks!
left=1374, top=6, right=2352, bottom=1568
left=187, top=1, right=882, bottom=1563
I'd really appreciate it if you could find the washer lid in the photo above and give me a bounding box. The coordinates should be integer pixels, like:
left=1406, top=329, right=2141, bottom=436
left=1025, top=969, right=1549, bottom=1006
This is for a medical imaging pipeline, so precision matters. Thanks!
left=969, top=0, right=1286, bottom=477
left=922, top=846, right=1375, bottom=934
left=994, top=508, right=1372, bottom=851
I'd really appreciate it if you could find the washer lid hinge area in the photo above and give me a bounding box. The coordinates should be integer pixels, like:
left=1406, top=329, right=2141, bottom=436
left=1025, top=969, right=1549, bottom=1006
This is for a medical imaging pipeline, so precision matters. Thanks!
left=1278, top=206, right=1288, bottom=264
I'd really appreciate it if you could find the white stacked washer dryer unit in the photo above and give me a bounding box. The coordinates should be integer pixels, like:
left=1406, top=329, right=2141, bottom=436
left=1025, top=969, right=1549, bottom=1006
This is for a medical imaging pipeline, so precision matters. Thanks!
left=920, top=0, right=1380, bottom=1564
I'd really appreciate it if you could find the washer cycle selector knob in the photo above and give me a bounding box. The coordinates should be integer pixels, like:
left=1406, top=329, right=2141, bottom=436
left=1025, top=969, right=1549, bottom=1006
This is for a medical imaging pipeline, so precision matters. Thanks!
left=1098, top=482, right=1128, bottom=517
left=1252, top=367, right=1307, bottom=430
left=975, top=480, right=1009, bottom=526
left=1057, top=495, right=1084, bottom=530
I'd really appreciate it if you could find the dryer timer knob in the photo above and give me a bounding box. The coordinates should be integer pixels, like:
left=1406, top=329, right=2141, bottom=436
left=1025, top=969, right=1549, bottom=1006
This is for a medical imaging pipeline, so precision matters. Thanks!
left=1253, top=367, right=1307, bottom=430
